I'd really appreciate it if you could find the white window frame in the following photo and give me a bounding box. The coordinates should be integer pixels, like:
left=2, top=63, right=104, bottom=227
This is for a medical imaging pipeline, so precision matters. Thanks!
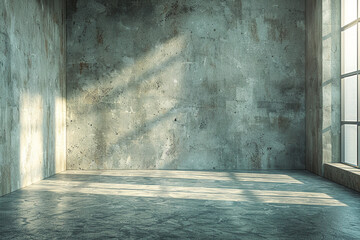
left=341, top=0, right=360, bottom=168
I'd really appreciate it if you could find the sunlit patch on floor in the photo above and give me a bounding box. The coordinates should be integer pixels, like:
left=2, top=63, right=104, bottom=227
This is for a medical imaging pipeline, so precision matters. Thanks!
left=26, top=170, right=347, bottom=207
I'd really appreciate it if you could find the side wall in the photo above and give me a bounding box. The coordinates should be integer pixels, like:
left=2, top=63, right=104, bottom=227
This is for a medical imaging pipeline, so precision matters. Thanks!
left=322, top=0, right=340, bottom=168
left=66, top=0, right=306, bottom=170
left=305, top=0, right=340, bottom=175
left=0, top=0, right=66, bottom=196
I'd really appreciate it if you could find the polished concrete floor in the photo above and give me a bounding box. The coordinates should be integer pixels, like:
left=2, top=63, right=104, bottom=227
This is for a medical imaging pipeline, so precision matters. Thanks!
left=0, top=170, right=360, bottom=239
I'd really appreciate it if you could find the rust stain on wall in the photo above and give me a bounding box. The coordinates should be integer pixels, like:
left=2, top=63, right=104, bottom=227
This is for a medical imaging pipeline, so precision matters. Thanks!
left=79, top=62, right=89, bottom=74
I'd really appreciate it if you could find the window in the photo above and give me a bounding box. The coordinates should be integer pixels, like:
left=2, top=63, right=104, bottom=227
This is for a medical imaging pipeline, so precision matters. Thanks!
left=341, top=0, right=360, bottom=167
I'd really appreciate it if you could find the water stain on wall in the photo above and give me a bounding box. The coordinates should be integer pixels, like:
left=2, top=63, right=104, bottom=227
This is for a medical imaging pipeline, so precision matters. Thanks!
left=264, top=17, right=288, bottom=43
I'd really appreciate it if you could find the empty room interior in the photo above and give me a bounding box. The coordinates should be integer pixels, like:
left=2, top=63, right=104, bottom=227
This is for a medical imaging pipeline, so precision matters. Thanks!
left=1, top=0, right=360, bottom=239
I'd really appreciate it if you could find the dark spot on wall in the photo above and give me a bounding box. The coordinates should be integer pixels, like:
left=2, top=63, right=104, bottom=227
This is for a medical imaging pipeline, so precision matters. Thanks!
left=96, top=28, right=104, bottom=44
left=164, top=1, right=194, bottom=20
left=278, top=116, right=290, bottom=130
left=199, top=121, right=207, bottom=129
left=165, top=132, right=179, bottom=159
left=278, top=80, right=294, bottom=93
left=27, top=57, right=32, bottom=68
left=44, top=38, right=48, bottom=56
left=201, top=78, right=218, bottom=94
left=249, top=19, right=259, bottom=42
left=2, top=8, right=7, bottom=21
left=52, top=13, right=59, bottom=25
left=116, top=0, right=155, bottom=19
left=264, top=17, right=288, bottom=43
left=285, top=102, right=301, bottom=112
left=94, top=128, right=106, bottom=167
left=67, top=0, right=78, bottom=13
left=229, top=0, right=242, bottom=20
left=155, top=81, right=161, bottom=89
left=171, top=1, right=179, bottom=12
left=79, top=62, right=89, bottom=74
left=248, top=142, right=261, bottom=169
left=60, top=32, right=64, bottom=55
left=36, top=0, right=42, bottom=7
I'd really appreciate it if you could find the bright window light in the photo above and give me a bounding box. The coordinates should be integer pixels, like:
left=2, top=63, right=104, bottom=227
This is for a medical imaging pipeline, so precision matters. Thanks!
left=341, top=0, right=360, bottom=167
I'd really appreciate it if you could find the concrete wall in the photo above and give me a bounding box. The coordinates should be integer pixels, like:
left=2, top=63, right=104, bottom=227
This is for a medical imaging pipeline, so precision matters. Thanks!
left=322, top=0, right=341, bottom=167
left=0, top=0, right=66, bottom=196
left=305, top=0, right=322, bottom=175
left=305, top=0, right=340, bottom=176
left=66, top=0, right=306, bottom=170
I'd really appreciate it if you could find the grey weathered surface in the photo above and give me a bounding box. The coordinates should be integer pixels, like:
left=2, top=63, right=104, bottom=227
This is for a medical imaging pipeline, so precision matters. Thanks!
left=324, top=163, right=360, bottom=193
left=66, top=0, right=306, bottom=170
left=305, top=0, right=322, bottom=175
left=1, top=170, right=360, bottom=239
left=0, top=0, right=66, bottom=196
left=305, top=0, right=341, bottom=176
left=321, top=0, right=340, bottom=167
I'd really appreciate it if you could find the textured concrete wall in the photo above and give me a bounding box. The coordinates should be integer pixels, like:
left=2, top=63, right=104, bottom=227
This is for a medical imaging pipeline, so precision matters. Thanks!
left=0, top=0, right=66, bottom=196
left=322, top=0, right=340, bottom=167
left=305, top=0, right=322, bottom=175
left=305, top=0, right=340, bottom=176
left=67, top=0, right=305, bottom=170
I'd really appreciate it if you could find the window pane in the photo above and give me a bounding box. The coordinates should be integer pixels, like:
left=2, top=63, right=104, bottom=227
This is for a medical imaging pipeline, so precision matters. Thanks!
left=359, top=75, right=360, bottom=119
left=342, top=25, right=358, bottom=74
left=358, top=126, right=360, bottom=166
left=359, top=0, right=360, bottom=22
left=342, top=124, right=358, bottom=165
left=341, top=75, right=357, bottom=121
left=359, top=23, right=360, bottom=71
left=342, top=0, right=357, bottom=27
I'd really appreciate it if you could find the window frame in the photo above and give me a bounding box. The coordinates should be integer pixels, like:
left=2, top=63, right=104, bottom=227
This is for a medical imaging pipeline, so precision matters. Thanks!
left=341, top=0, right=360, bottom=168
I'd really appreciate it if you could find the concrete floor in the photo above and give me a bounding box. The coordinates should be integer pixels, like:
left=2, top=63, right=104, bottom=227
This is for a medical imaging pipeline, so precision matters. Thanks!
left=0, top=170, right=359, bottom=239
